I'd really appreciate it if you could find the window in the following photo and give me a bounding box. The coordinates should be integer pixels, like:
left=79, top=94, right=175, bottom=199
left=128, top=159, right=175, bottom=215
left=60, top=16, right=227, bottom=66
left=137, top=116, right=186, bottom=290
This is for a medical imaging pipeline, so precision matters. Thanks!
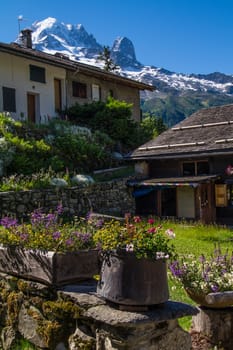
left=2, top=87, right=16, bottom=112
left=182, top=161, right=209, bottom=176
left=72, top=81, right=87, bottom=98
left=29, top=65, right=46, bottom=83
left=92, top=84, right=101, bottom=101
left=215, top=184, right=227, bottom=207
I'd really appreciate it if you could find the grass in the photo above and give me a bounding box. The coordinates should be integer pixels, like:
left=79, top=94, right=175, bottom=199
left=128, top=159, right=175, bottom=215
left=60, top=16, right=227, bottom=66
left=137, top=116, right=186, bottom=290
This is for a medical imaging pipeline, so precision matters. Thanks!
left=92, top=165, right=135, bottom=182
left=12, top=339, right=37, bottom=350
left=162, top=220, right=233, bottom=330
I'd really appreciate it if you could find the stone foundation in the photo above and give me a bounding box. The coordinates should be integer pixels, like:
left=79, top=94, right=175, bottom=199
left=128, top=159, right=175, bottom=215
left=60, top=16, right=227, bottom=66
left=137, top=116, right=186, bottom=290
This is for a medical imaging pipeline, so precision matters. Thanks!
left=192, top=306, right=233, bottom=350
left=0, top=273, right=197, bottom=350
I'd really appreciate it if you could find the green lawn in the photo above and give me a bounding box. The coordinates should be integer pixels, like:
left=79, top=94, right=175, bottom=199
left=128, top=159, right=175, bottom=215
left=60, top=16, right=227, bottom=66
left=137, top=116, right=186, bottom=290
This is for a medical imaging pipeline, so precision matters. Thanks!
left=163, top=220, right=233, bottom=330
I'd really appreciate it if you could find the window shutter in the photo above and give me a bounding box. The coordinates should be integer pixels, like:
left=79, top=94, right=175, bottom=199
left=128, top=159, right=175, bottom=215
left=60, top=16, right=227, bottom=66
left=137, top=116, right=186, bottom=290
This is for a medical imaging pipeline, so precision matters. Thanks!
left=2, top=87, right=16, bottom=112
left=215, top=184, right=227, bottom=207
left=92, top=84, right=100, bottom=101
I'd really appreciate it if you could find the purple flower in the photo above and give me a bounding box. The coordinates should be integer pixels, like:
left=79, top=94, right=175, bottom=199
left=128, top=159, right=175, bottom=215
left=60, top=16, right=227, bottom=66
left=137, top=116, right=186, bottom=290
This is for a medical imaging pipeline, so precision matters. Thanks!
left=95, top=219, right=104, bottom=228
left=65, top=238, right=73, bottom=246
left=211, top=284, right=219, bottom=292
left=20, top=233, right=28, bottom=241
left=53, top=231, right=61, bottom=240
left=45, top=213, right=57, bottom=227
left=0, top=217, right=18, bottom=228
left=86, top=212, right=94, bottom=223
left=169, top=261, right=185, bottom=278
left=30, top=209, right=43, bottom=225
left=199, top=254, right=205, bottom=263
left=203, top=273, right=209, bottom=282
left=74, top=231, right=91, bottom=243
left=56, top=203, right=63, bottom=215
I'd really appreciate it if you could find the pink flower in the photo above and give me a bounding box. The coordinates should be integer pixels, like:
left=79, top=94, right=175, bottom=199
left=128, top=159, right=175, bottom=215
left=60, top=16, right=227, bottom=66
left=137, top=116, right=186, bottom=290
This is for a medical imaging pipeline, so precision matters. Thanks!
left=165, top=228, right=175, bottom=238
left=147, top=227, right=157, bottom=234
left=147, top=218, right=155, bottom=225
left=133, top=216, right=141, bottom=223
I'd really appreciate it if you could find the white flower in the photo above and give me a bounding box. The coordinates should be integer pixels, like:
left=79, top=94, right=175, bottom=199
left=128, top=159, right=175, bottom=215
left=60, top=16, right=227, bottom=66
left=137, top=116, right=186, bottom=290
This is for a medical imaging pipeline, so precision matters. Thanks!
left=126, top=243, right=134, bottom=252
left=165, top=228, right=176, bottom=238
left=156, top=252, right=169, bottom=260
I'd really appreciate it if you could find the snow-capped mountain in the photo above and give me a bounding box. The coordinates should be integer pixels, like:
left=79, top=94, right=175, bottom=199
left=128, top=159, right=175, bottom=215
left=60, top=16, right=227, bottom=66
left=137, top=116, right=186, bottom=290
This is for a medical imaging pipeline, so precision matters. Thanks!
left=28, top=17, right=233, bottom=98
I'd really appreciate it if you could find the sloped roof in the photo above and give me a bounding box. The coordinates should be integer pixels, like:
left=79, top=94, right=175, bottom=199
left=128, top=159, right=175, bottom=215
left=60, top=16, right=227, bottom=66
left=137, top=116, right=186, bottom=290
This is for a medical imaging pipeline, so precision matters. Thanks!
left=130, top=104, right=233, bottom=160
left=0, top=42, right=154, bottom=91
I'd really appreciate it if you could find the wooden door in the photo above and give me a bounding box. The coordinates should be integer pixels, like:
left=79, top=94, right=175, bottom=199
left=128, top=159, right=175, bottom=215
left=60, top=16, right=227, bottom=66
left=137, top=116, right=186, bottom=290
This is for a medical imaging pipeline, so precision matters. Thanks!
left=200, top=183, right=212, bottom=224
left=177, top=186, right=195, bottom=219
left=27, top=93, right=36, bottom=123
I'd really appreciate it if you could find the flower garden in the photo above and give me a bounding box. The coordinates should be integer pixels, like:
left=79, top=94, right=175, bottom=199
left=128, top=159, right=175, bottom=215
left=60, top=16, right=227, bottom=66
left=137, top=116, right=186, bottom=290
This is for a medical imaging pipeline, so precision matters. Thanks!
left=0, top=201, right=233, bottom=334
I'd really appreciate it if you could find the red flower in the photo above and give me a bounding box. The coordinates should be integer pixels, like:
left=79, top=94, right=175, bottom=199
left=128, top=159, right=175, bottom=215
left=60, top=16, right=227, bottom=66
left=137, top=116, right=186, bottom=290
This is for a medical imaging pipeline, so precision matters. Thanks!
left=133, top=216, right=141, bottom=223
left=147, top=227, right=157, bottom=234
left=147, top=218, right=155, bottom=225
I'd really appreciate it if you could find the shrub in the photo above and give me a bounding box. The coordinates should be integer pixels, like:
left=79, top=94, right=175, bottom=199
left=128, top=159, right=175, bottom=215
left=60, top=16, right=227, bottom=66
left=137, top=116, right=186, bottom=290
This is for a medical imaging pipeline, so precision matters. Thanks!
left=65, top=97, right=146, bottom=151
left=0, top=113, right=117, bottom=176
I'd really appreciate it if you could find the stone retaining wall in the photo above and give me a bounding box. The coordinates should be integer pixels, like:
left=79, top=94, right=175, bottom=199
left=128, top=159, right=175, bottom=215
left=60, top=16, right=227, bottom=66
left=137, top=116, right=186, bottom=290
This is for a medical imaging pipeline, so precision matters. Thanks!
left=0, top=273, right=197, bottom=350
left=0, top=179, right=135, bottom=219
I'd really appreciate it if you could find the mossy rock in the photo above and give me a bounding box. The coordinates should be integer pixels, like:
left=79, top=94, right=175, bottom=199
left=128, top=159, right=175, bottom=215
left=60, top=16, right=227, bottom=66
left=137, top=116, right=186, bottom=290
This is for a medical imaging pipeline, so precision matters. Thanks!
left=37, top=319, right=63, bottom=348
left=17, top=279, right=56, bottom=299
left=6, top=291, right=24, bottom=326
left=42, top=300, right=81, bottom=321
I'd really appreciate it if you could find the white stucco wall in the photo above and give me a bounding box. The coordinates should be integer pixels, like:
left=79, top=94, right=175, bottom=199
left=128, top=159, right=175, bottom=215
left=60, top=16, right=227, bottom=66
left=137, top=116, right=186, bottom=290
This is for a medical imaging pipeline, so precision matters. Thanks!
left=0, top=52, right=66, bottom=122
left=66, top=72, right=142, bottom=122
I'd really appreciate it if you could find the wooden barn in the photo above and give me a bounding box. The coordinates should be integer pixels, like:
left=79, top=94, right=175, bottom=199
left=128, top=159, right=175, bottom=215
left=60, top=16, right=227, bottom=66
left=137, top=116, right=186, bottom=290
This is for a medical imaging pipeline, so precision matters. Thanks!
left=128, top=104, right=233, bottom=225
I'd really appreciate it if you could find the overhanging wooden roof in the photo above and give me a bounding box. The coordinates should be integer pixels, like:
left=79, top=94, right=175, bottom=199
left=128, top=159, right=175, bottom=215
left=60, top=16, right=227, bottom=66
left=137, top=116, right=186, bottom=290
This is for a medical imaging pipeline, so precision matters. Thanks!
left=129, top=104, right=233, bottom=160
left=0, top=42, right=154, bottom=91
left=128, top=175, right=219, bottom=187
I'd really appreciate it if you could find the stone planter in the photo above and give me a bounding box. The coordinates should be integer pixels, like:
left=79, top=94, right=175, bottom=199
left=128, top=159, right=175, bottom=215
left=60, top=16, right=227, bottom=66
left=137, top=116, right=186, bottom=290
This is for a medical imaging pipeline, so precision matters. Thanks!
left=97, top=249, right=169, bottom=306
left=186, top=288, right=233, bottom=308
left=0, top=245, right=100, bottom=286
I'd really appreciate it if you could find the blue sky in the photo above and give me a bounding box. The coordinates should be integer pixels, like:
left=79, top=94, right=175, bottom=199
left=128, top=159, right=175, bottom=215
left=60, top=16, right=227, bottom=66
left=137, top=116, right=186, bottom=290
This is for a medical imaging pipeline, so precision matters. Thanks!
left=1, top=0, right=233, bottom=75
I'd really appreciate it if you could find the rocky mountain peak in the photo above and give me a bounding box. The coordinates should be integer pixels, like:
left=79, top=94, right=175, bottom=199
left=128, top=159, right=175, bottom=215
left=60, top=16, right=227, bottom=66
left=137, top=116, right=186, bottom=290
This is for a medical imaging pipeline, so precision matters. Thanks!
left=31, top=17, right=102, bottom=58
left=111, top=37, right=142, bottom=68
left=18, top=17, right=233, bottom=100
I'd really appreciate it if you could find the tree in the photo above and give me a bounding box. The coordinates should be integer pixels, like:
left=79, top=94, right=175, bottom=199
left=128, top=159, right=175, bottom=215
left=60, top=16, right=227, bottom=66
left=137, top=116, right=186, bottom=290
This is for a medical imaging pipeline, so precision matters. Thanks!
left=97, top=46, right=118, bottom=72
left=140, top=113, right=167, bottom=140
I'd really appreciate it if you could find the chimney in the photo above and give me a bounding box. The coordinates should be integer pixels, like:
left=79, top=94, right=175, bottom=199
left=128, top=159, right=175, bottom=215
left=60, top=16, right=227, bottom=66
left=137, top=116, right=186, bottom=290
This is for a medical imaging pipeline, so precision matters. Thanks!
left=20, top=29, right=33, bottom=49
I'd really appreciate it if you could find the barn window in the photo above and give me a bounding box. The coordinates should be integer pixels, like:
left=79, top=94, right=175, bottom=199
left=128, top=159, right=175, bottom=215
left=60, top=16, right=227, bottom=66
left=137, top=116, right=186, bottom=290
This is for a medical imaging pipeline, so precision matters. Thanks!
left=182, top=161, right=209, bottom=176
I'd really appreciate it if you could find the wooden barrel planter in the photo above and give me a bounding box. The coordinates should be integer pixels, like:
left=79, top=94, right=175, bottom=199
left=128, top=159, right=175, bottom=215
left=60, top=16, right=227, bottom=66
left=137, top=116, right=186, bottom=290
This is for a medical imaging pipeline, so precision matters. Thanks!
left=0, top=245, right=100, bottom=286
left=97, top=249, right=169, bottom=306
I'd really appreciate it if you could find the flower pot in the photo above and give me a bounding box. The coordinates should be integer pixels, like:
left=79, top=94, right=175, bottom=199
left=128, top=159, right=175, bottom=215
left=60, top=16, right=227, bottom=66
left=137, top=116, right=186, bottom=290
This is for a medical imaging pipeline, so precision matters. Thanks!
left=0, top=245, right=100, bottom=286
left=97, top=249, right=169, bottom=306
left=185, top=288, right=233, bottom=308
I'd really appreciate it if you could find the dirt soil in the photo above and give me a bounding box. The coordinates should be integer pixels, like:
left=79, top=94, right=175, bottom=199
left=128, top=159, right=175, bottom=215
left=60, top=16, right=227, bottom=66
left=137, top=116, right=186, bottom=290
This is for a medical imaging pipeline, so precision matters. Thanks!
left=190, top=330, right=215, bottom=349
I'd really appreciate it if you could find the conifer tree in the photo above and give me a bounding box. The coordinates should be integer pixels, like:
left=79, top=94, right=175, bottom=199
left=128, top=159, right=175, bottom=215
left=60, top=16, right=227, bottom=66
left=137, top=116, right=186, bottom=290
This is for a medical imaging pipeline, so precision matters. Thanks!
left=97, top=46, right=118, bottom=72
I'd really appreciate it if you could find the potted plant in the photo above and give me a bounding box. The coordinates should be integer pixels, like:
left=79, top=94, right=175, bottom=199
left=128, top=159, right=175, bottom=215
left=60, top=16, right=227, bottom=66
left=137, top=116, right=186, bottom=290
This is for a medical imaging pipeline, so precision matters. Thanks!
left=93, top=214, right=176, bottom=306
left=0, top=205, right=101, bottom=286
left=169, top=246, right=233, bottom=308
